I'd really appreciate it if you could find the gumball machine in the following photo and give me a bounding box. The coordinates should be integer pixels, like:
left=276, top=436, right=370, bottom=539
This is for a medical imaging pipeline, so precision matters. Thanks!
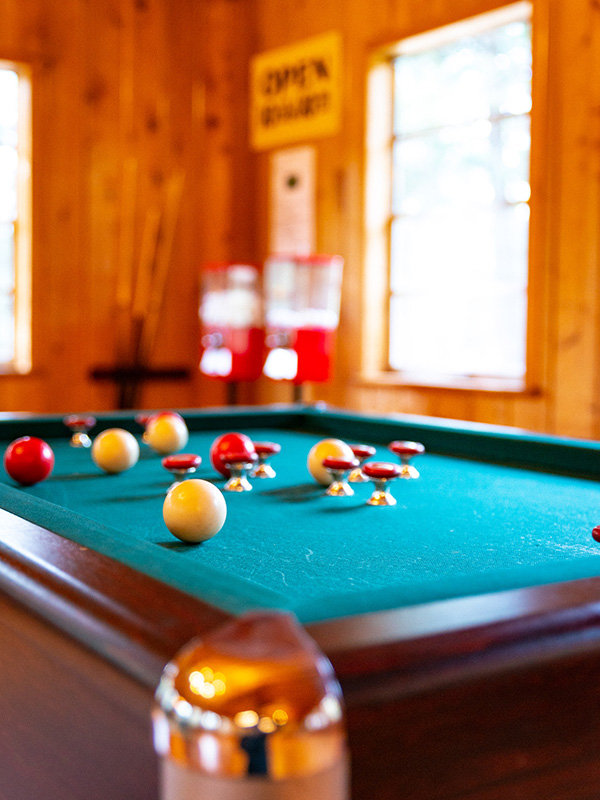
left=199, top=263, right=265, bottom=399
left=263, top=255, right=344, bottom=393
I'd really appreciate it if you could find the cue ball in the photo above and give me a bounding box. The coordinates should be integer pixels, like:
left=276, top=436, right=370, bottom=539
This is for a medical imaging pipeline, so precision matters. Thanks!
left=163, top=479, right=227, bottom=542
left=307, top=438, right=354, bottom=485
left=146, top=414, right=189, bottom=455
left=91, top=428, right=140, bottom=474
left=3, top=436, right=55, bottom=485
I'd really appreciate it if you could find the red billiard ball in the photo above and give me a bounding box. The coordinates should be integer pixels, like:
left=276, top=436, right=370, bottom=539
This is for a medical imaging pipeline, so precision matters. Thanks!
left=209, top=432, right=256, bottom=477
left=3, top=436, right=55, bottom=486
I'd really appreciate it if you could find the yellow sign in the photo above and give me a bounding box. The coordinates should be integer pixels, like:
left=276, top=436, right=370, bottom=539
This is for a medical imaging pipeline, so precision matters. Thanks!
left=250, top=31, right=342, bottom=151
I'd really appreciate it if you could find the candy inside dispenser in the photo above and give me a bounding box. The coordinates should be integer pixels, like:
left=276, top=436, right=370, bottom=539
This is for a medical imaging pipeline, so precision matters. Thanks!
left=263, top=255, right=344, bottom=384
left=199, top=263, right=265, bottom=382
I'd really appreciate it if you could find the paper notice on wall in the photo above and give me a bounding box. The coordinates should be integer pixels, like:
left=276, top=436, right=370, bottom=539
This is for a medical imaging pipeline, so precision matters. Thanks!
left=269, top=146, right=316, bottom=256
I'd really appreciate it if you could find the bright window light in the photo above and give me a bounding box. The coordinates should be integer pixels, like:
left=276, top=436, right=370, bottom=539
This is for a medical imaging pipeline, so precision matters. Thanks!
left=0, top=61, right=31, bottom=373
left=370, top=3, right=532, bottom=385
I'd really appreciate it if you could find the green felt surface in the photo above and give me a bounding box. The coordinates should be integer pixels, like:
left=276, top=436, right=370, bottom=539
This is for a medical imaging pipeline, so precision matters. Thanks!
left=1, top=407, right=600, bottom=623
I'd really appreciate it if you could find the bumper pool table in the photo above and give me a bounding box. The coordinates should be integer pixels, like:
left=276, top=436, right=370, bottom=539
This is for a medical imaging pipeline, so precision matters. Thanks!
left=1, top=403, right=600, bottom=799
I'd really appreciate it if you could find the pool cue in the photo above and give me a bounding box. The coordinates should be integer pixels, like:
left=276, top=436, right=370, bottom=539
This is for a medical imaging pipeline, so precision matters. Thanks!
left=226, top=381, right=240, bottom=405
left=293, top=382, right=304, bottom=403
left=135, top=170, right=185, bottom=372
left=115, top=157, right=138, bottom=408
left=115, top=5, right=135, bottom=405
left=124, top=204, right=162, bottom=407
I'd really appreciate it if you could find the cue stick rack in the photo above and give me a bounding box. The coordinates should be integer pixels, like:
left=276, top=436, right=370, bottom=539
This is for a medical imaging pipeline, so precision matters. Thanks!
left=91, top=167, right=188, bottom=409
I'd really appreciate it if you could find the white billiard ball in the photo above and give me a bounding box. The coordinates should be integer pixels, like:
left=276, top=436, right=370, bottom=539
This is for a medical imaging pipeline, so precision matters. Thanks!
left=307, top=438, right=354, bottom=485
left=163, top=479, right=227, bottom=542
left=91, top=428, right=140, bottom=474
left=146, top=414, right=189, bottom=455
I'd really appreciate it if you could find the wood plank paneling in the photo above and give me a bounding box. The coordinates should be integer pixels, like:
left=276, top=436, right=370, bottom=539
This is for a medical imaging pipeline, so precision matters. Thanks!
left=546, top=0, right=600, bottom=438
left=2, top=0, right=600, bottom=439
left=0, top=0, right=255, bottom=414
left=251, top=0, right=600, bottom=439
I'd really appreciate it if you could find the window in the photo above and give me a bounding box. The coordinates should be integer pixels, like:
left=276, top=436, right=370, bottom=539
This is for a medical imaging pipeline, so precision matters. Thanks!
left=365, top=2, right=533, bottom=389
left=0, top=61, right=31, bottom=373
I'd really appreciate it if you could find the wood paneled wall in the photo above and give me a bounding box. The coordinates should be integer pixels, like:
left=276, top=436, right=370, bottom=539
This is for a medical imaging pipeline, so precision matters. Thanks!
left=250, top=0, right=600, bottom=439
left=2, top=0, right=600, bottom=439
left=0, top=0, right=255, bottom=414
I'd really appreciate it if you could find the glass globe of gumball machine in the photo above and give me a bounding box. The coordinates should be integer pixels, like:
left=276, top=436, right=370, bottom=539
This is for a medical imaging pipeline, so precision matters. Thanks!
left=263, top=255, right=344, bottom=400
left=199, top=263, right=265, bottom=402
left=262, top=256, right=299, bottom=384
left=153, top=611, right=349, bottom=800
left=294, top=254, right=344, bottom=384
left=199, top=264, right=229, bottom=378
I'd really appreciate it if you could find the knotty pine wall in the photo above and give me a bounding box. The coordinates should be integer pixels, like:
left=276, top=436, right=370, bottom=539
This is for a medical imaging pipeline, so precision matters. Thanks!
left=250, top=0, right=600, bottom=440
left=2, top=0, right=600, bottom=440
left=0, top=0, right=255, bottom=414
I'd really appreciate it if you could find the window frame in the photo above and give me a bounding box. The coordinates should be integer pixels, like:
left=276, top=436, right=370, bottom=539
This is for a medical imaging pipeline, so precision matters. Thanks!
left=0, top=59, right=32, bottom=375
left=361, top=0, right=548, bottom=394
